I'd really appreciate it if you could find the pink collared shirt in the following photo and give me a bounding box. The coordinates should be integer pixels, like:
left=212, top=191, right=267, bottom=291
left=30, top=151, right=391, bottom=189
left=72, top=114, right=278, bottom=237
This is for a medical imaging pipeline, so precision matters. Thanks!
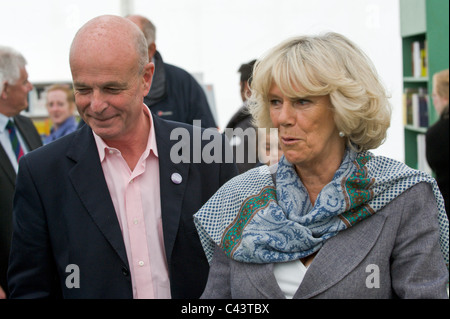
left=93, top=106, right=170, bottom=299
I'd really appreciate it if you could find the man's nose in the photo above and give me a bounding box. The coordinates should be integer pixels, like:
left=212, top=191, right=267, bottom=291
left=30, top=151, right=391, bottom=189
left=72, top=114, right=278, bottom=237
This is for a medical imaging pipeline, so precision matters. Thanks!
left=90, top=90, right=107, bottom=113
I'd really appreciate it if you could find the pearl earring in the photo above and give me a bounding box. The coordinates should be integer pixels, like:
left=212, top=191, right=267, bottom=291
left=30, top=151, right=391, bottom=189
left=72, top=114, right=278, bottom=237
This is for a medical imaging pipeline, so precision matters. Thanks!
left=339, top=131, right=345, bottom=138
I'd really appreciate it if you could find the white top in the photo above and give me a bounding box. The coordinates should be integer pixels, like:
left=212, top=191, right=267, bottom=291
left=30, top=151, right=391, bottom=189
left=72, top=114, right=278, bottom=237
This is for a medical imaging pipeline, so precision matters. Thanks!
left=273, top=259, right=308, bottom=299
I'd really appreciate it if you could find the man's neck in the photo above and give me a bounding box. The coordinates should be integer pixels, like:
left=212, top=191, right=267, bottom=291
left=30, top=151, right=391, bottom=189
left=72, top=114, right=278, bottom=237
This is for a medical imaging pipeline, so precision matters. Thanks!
left=105, top=112, right=151, bottom=171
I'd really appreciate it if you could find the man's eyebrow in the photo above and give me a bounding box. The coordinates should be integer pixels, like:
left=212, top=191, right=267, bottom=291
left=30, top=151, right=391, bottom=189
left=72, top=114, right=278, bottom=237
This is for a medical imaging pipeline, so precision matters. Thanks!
left=73, top=81, right=128, bottom=88
left=102, top=81, right=128, bottom=88
left=73, top=82, right=88, bottom=88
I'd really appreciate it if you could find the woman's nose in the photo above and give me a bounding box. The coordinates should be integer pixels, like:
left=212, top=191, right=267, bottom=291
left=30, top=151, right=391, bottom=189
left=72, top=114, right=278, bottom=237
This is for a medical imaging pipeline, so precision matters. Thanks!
left=277, top=102, right=296, bottom=126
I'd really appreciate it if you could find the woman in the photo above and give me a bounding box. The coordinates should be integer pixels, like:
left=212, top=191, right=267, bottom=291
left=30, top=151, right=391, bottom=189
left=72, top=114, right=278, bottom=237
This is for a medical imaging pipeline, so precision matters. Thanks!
left=195, top=32, right=449, bottom=299
left=44, top=84, right=78, bottom=144
left=426, top=69, right=449, bottom=217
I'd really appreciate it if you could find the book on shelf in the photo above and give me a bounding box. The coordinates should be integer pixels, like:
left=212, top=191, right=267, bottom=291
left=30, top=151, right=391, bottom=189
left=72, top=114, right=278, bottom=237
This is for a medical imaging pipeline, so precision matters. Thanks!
left=403, top=87, right=429, bottom=128
left=417, top=133, right=432, bottom=174
left=411, top=40, right=428, bottom=78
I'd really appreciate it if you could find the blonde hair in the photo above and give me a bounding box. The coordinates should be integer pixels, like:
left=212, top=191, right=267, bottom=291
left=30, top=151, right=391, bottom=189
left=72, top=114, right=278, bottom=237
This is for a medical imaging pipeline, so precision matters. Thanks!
left=433, top=69, right=449, bottom=101
left=248, top=32, right=392, bottom=151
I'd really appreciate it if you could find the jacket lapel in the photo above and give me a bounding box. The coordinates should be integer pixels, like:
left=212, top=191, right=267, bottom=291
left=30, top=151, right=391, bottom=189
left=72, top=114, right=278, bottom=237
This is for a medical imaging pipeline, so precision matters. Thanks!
left=0, top=145, right=15, bottom=185
left=66, top=125, right=129, bottom=267
left=244, top=262, right=286, bottom=298
left=294, top=214, right=387, bottom=299
left=153, top=116, right=189, bottom=267
left=14, top=115, right=42, bottom=151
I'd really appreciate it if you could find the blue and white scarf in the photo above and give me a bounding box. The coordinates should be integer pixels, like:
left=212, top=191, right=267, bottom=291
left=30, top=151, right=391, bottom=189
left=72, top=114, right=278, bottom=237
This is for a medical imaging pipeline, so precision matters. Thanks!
left=194, top=149, right=449, bottom=267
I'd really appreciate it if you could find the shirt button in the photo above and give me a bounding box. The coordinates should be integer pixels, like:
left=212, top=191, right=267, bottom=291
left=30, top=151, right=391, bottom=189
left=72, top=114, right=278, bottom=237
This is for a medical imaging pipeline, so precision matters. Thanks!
left=109, top=150, right=114, bottom=154
left=133, top=219, right=139, bottom=225
left=138, top=260, right=144, bottom=267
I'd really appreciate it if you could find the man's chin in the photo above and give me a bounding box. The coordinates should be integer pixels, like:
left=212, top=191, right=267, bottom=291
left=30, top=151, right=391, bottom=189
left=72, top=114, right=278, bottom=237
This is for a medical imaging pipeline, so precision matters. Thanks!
left=90, top=126, right=119, bottom=141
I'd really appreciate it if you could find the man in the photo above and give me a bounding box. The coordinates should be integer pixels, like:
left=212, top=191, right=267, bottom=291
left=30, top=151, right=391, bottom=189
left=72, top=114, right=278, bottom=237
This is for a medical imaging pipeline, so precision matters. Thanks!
left=127, top=15, right=217, bottom=128
left=0, top=46, right=42, bottom=299
left=224, top=59, right=259, bottom=173
left=7, top=15, right=237, bottom=299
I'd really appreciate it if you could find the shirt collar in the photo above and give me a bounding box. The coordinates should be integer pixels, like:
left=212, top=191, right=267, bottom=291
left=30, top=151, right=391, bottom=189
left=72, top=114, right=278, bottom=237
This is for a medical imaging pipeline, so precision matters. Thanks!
left=0, top=113, right=15, bottom=133
left=93, top=105, right=158, bottom=162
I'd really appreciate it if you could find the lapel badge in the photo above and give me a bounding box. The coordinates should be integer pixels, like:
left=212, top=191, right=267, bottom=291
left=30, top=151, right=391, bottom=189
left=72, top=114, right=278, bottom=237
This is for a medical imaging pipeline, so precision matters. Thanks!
left=171, top=172, right=182, bottom=185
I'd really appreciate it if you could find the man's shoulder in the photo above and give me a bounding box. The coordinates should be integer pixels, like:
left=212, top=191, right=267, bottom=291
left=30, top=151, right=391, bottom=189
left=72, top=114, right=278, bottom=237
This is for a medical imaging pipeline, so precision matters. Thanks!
left=154, top=114, right=217, bottom=133
left=163, top=62, right=199, bottom=85
left=163, top=62, right=190, bottom=76
left=25, top=126, right=88, bottom=162
left=14, top=114, right=35, bottom=127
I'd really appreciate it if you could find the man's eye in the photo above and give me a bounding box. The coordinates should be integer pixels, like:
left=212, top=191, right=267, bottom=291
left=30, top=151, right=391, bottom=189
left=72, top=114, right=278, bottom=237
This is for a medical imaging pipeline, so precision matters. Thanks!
left=75, top=88, right=90, bottom=95
left=105, top=88, right=121, bottom=94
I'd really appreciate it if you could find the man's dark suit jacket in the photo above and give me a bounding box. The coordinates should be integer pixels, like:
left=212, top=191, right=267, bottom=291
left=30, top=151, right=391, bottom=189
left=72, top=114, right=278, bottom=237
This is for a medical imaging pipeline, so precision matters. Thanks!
left=0, top=114, right=42, bottom=297
left=7, top=115, right=237, bottom=299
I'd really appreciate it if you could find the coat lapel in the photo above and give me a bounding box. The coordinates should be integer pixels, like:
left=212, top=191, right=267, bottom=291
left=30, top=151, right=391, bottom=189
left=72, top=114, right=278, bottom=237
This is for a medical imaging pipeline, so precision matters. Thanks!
left=14, top=115, right=42, bottom=151
left=294, top=214, right=387, bottom=299
left=0, top=145, right=15, bottom=185
left=66, top=125, right=129, bottom=267
left=153, top=116, right=190, bottom=267
left=244, top=262, right=286, bottom=298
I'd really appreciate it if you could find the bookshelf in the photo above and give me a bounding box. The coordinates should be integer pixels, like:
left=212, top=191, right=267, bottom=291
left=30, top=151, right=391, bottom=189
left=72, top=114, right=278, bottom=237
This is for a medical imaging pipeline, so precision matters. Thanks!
left=400, top=0, right=449, bottom=171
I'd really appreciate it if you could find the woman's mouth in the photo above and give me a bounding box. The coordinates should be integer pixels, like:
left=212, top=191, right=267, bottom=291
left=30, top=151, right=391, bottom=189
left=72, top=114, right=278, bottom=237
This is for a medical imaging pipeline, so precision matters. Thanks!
left=281, top=136, right=300, bottom=145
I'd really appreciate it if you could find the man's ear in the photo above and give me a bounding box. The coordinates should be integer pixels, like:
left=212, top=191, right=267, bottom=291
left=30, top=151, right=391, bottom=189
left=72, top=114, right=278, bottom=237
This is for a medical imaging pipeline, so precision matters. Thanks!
left=1, top=82, right=8, bottom=99
left=142, top=62, right=155, bottom=96
left=148, top=42, right=156, bottom=60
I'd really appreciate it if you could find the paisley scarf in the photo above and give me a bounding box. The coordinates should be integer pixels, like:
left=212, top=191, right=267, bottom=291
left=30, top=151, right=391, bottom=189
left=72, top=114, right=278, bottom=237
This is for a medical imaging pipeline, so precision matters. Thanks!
left=194, top=149, right=449, bottom=267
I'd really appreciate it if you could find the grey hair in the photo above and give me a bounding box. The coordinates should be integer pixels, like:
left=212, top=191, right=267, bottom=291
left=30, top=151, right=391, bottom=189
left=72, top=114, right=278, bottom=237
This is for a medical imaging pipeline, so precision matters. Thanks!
left=0, top=46, right=27, bottom=94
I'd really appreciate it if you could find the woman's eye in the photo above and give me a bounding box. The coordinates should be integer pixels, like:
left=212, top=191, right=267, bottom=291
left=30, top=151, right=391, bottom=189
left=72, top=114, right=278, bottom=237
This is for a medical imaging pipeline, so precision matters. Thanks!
left=294, top=99, right=311, bottom=107
left=269, top=99, right=282, bottom=107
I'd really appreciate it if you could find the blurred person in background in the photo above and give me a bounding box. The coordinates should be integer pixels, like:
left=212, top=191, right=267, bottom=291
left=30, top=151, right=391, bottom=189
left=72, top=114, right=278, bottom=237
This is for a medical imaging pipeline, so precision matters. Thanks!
left=44, top=84, right=78, bottom=144
left=127, top=14, right=217, bottom=128
left=224, top=60, right=260, bottom=174
left=426, top=69, right=449, bottom=217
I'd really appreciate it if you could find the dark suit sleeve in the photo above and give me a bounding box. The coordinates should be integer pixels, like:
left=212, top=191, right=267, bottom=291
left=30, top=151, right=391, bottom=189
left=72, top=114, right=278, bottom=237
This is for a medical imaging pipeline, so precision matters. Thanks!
left=7, top=156, right=59, bottom=298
